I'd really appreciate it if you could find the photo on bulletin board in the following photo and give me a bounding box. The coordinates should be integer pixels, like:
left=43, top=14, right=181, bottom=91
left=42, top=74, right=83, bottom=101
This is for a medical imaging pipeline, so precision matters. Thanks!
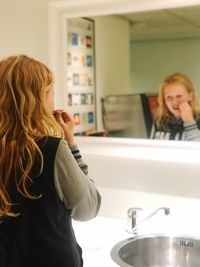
left=71, top=32, right=78, bottom=46
left=81, top=93, right=87, bottom=105
left=78, top=34, right=85, bottom=47
left=73, top=113, right=81, bottom=125
left=85, top=36, right=92, bottom=48
left=86, top=55, right=92, bottom=67
left=73, top=73, right=80, bottom=86
left=87, top=73, right=93, bottom=86
left=86, top=93, right=93, bottom=104
left=71, top=52, right=82, bottom=66
left=87, top=112, right=94, bottom=123
left=72, top=94, right=81, bottom=105
left=80, top=53, right=86, bottom=66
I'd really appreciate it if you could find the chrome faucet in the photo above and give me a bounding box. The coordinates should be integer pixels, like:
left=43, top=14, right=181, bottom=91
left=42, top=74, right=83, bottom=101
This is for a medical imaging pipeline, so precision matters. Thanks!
left=127, top=207, right=170, bottom=235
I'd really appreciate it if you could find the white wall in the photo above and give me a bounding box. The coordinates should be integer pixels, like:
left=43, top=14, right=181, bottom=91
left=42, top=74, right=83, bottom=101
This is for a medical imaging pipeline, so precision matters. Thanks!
left=94, top=16, right=130, bottom=96
left=131, top=38, right=200, bottom=96
left=94, top=15, right=130, bottom=129
left=0, top=0, right=55, bottom=64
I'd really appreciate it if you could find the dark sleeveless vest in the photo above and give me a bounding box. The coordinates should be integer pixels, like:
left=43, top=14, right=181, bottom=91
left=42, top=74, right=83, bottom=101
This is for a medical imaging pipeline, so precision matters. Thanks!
left=0, top=136, right=83, bottom=267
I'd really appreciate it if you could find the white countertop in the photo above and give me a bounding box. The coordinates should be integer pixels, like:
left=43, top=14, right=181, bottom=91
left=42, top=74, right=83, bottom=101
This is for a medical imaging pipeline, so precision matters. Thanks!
left=73, top=216, right=130, bottom=267
left=73, top=213, right=200, bottom=267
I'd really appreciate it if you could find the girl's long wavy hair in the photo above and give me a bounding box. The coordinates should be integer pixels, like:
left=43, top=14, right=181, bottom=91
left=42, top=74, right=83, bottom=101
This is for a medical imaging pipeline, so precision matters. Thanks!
left=154, top=73, right=200, bottom=128
left=0, top=55, right=63, bottom=218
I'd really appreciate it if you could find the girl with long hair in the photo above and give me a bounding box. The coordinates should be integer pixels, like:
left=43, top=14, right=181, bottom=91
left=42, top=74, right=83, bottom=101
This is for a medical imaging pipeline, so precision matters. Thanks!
left=0, top=55, right=101, bottom=267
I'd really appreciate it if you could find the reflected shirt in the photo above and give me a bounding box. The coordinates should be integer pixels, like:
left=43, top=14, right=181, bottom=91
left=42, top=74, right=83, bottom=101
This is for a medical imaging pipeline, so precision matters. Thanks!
left=150, top=119, right=200, bottom=141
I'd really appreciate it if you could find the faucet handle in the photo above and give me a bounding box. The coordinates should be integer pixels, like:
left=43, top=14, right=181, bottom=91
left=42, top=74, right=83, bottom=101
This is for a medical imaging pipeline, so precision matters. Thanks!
left=126, top=207, right=143, bottom=234
left=127, top=207, right=143, bottom=218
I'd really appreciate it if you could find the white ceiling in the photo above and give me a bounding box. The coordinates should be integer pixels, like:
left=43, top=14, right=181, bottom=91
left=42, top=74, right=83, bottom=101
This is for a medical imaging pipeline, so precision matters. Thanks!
left=119, top=5, right=200, bottom=41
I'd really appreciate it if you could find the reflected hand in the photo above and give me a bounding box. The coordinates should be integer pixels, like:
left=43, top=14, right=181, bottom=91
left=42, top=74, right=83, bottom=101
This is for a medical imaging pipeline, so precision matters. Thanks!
left=179, top=102, right=194, bottom=123
left=53, top=109, right=75, bottom=146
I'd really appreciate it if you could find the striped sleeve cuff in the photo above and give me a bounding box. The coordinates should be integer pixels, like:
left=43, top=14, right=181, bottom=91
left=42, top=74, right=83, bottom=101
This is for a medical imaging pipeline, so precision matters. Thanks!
left=69, top=144, right=88, bottom=175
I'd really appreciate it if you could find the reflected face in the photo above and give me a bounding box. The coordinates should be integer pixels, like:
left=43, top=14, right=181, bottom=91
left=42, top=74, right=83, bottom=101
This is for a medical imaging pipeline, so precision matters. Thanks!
left=164, top=83, right=193, bottom=118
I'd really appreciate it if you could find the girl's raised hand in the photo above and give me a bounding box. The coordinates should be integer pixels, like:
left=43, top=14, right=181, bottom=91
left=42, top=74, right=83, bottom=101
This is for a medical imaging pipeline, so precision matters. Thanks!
left=53, top=110, right=75, bottom=146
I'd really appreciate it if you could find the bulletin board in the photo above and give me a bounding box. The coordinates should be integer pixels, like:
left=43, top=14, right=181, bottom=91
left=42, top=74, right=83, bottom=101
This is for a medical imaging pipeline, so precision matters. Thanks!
left=66, top=17, right=96, bottom=135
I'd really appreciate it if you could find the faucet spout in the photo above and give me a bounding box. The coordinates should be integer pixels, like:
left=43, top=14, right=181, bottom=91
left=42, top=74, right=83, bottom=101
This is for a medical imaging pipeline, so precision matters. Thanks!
left=142, top=207, right=170, bottom=221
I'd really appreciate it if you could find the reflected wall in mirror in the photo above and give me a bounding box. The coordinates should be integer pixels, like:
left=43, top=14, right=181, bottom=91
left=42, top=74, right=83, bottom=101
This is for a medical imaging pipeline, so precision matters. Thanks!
left=50, top=2, right=200, bottom=139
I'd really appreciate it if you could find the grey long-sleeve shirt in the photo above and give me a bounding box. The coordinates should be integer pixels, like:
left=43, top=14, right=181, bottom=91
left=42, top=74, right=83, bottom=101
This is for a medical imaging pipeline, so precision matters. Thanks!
left=150, top=121, right=200, bottom=141
left=54, top=139, right=101, bottom=221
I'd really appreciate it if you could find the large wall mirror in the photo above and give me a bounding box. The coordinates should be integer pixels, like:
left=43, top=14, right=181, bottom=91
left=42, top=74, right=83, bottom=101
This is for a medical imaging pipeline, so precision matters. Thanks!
left=49, top=0, right=200, bottom=140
